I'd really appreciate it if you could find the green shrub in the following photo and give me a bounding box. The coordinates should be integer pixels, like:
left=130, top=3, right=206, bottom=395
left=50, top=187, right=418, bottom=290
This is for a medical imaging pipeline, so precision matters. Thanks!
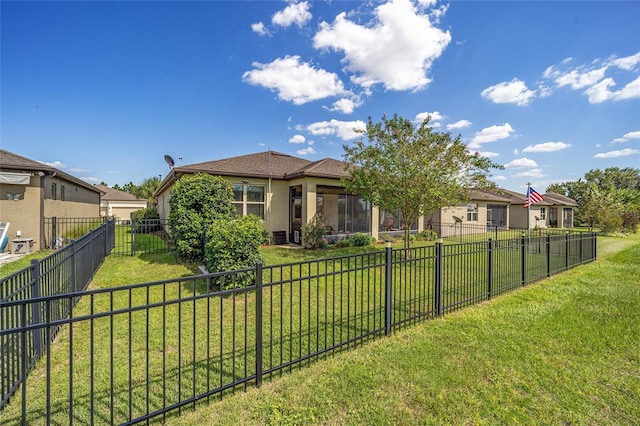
left=131, top=207, right=159, bottom=220
left=204, top=215, right=269, bottom=288
left=348, top=233, right=374, bottom=247
left=131, top=207, right=161, bottom=233
left=415, top=229, right=437, bottom=241
left=302, top=213, right=327, bottom=249
left=169, top=173, right=236, bottom=262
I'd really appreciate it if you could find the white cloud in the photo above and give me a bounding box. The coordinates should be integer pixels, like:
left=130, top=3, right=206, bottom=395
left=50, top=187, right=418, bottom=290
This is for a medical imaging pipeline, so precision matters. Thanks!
left=329, top=97, right=362, bottom=114
left=69, top=167, right=90, bottom=173
left=514, top=168, right=545, bottom=178
left=585, top=76, right=640, bottom=103
left=478, top=151, right=499, bottom=158
left=289, top=134, right=306, bottom=144
left=480, top=78, right=536, bottom=106
left=447, top=119, right=471, bottom=130
left=522, top=142, right=571, bottom=153
left=609, top=51, right=640, bottom=71
left=307, top=119, right=366, bottom=140
left=504, top=158, right=538, bottom=169
left=313, top=0, right=451, bottom=91
left=594, top=148, right=640, bottom=159
left=251, top=22, right=269, bottom=36
left=554, top=66, right=608, bottom=89
left=469, top=123, right=514, bottom=148
left=415, top=111, right=445, bottom=124
left=297, top=146, right=316, bottom=155
left=38, top=160, right=66, bottom=169
left=272, top=1, right=312, bottom=28
left=493, top=175, right=507, bottom=181
left=612, top=130, right=640, bottom=143
left=243, top=56, right=346, bottom=105
left=82, top=176, right=101, bottom=183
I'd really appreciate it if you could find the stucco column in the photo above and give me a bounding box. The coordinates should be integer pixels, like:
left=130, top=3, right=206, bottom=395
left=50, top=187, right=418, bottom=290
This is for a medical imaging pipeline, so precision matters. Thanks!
left=371, top=206, right=379, bottom=241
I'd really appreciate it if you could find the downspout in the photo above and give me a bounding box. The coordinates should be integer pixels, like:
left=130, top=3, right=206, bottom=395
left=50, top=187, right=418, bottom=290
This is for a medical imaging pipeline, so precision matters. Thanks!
left=39, top=171, right=46, bottom=249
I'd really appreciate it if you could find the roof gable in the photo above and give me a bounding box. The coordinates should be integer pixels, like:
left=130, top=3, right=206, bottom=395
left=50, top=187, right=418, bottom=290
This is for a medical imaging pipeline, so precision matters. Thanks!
left=95, top=184, right=147, bottom=202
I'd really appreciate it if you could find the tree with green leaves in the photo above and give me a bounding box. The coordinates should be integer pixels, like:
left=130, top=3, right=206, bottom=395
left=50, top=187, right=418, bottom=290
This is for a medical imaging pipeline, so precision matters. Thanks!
left=169, top=173, right=236, bottom=262
left=342, top=114, right=502, bottom=249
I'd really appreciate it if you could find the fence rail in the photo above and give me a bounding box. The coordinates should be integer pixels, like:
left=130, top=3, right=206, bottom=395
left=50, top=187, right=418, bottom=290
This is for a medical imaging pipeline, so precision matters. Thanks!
left=1, top=220, right=114, bottom=410
left=44, top=217, right=171, bottom=256
left=0, top=232, right=596, bottom=425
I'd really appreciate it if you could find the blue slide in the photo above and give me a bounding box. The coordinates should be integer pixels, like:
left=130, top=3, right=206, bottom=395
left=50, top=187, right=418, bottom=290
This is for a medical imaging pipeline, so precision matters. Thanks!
left=0, top=222, right=9, bottom=253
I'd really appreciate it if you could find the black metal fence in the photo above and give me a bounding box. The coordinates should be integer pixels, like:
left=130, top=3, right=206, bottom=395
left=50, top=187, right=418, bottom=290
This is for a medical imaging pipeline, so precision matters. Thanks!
left=0, top=232, right=596, bottom=425
left=44, top=217, right=171, bottom=256
left=0, top=220, right=115, bottom=411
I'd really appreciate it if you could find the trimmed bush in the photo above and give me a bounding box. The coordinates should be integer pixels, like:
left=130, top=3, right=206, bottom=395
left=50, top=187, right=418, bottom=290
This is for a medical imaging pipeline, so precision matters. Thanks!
left=302, top=213, right=328, bottom=249
left=349, top=233, right=374, bottom=247
left=204, top=215, right=269, bottom=288
left=169, top=173, right=236, bottom=262
left=131, top=207, right=161, bottom=232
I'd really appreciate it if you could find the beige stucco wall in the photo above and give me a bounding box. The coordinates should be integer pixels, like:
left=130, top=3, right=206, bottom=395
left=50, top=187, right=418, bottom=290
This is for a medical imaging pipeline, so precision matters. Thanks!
left=100, top=200, right=148, bottom=221
left=509, top=205, right=548, bottom=229
left=0, top=181, right=42, bottom=251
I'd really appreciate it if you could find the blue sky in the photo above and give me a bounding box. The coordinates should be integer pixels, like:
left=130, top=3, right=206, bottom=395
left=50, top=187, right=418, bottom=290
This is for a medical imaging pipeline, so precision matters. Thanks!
left=2, top=0, right=639, bottom=193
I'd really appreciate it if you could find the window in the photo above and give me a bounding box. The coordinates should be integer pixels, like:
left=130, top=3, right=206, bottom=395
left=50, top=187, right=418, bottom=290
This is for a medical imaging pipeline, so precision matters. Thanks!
left=51, top=183, right=57, bottom=200
left=232, top=183, right=265, bottom=219
left=60, top=185, right=65, bottom=201
left=466, top=203, right=478, bottom=222
left=539, top=207, right=546, bottom=220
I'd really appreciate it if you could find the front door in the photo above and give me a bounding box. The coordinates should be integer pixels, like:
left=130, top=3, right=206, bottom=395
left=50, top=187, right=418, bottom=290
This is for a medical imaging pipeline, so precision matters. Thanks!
left=290, top=186, right=302, bottom=243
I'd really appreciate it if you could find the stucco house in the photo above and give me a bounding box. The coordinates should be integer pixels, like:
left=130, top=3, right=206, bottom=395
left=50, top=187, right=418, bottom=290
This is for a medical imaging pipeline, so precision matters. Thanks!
left=0, top=149, right=102, bottom=251
left=95, top=184, right=148, bottom=221
left=490, top=188, right=576, bottom=229
left=156, top=151, right=578, bottom=245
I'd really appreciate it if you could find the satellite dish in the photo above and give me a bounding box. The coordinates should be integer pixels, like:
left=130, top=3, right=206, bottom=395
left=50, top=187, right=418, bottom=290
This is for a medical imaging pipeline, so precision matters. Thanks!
left=453, top=215, right=463, bottom=223
left=164, top=155, right=175, bottom=169
left=535, top=216, right=540, bottom=221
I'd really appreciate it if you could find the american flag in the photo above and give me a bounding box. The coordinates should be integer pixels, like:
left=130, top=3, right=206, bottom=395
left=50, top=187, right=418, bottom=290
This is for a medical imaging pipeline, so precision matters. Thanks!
left=524, top=187, right=544, bottom=208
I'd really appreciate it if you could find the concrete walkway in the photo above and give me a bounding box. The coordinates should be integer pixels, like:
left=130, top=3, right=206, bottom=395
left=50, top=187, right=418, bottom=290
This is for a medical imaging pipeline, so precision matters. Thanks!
left=0, top=252, right=27, bottom=268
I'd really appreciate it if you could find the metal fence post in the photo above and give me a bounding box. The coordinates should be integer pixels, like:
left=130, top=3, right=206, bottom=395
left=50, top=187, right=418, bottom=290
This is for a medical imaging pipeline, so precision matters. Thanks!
left=579, top=232, right=583, bottom=264
left=51, top=216, right=57, bottom=249
left=255, top=262, right=263, bottom=388
left=565, top=232, right=570, bottom=270
left=546, top=234, right=551, bottom=277
left=31, top=259, right=42, bottom=358
left=435, top=240, right=443, bottom=317
left=521, top=234, right=526, bottom=286
left=384, top=242, right=392, bottom=336
left=487, top=239, right=493, bottom=300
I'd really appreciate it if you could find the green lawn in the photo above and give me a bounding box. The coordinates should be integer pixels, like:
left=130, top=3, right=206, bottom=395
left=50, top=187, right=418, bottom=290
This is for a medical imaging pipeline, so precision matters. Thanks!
left=170, top=233, right=640, bottom=425
left=0, top=233, right=636, bottom=425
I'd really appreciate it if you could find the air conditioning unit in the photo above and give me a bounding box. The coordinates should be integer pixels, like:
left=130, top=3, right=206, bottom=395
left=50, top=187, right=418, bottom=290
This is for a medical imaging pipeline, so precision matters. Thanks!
left=294, top=230, right=300, bottom=243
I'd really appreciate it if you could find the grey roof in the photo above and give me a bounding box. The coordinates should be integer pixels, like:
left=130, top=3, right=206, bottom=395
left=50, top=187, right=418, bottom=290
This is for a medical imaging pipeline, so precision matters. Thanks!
left=0, top=149, right=102, bottom=194
left=543, top=192, right=578, bottom=207
left=95, top=184, right=147, bottom=202
left=468, top=189, right=513, bottom=203
left=175, top=151, right=313, bottom=179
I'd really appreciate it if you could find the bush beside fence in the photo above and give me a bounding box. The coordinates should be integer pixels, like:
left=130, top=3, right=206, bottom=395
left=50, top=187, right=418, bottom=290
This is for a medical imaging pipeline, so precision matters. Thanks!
left=0, top=231, right=596, bottom=425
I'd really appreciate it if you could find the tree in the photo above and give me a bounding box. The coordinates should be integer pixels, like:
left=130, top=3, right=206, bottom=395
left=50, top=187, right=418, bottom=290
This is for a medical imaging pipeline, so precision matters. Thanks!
left=169, top=173, right=236, bottom=262
left=132, top=176, right=161, bottom=202
left=342, top=114, right=502, bottom=249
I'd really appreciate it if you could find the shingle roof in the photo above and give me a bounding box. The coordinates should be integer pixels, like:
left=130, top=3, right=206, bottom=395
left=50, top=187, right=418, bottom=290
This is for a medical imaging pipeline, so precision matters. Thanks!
left=95, top=184, right=146, bottom=202
left=0, top=149, right=102, bottom=193
left=175, top=151, right=312, bottom=179
left=468, top=189, right=513, bottom=203
left=543, top=192, right=578, bottom=207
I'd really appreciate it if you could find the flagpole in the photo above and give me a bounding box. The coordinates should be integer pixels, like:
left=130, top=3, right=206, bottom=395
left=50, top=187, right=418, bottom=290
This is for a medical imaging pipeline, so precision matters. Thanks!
left=526, top=182, right=531, bottom=239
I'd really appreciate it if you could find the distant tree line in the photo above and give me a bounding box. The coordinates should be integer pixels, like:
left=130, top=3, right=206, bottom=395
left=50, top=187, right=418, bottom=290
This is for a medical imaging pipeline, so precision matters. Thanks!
left=100, top=176, right=161, bottom=203
left=546, top=167, right=640, bottom=233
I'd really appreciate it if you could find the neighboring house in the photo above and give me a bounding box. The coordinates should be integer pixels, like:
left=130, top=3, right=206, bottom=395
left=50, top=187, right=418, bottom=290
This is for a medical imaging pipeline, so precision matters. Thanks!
left=0, top=149, right=102, bottom=251
left=155, top=151, right=383, bottom=244
left=155, top=151, right=578, bottom=245
left=95, top=184, right=148, bottom=221
left=492, top=188, right=576, bottom=229
left=541, top=192, right=578, bottom=228
left=424, top=189, right=513, bottom=238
